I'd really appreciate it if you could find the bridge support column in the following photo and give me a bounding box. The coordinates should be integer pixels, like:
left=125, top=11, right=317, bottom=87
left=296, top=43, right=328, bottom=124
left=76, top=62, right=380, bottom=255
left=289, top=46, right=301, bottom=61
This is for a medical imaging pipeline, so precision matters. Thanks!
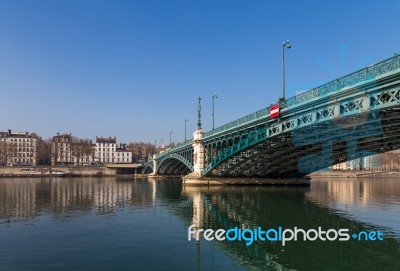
left=192, top=129, right=205, bottom=176
left=152, top=154, right=157, bottom=175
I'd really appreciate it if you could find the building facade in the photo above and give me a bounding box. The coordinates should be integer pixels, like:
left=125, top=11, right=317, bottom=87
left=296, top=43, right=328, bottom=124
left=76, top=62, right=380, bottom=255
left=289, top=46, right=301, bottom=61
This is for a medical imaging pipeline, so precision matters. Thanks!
left=52, top=133, right=72, bottom=166
left=95, top=137, right=117, bottom=163
left=94, top=137, right=133, bottom=164
left=0, top=129, right=42, bottom=166
left=116, top=144, right=132, bottom=163
left=332, top=149, right=400, bottom=171
left=52, top=134, right=95, bottom=166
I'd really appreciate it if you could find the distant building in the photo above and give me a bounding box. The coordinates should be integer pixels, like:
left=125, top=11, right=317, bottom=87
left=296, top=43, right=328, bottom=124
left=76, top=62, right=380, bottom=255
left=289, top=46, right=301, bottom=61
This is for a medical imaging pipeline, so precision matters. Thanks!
left=94, top=137, right=134, bottom=164
left=52, top=133, right=73, bottom=166
left=95, top=136, right=117, bottom=163
left=116, top=144, right=132, bottom=163
left=0, top=129, right=42, bottom=166
left=52, top=134, right=95, bottom=166
left=332, top=149, right=400, bottom=170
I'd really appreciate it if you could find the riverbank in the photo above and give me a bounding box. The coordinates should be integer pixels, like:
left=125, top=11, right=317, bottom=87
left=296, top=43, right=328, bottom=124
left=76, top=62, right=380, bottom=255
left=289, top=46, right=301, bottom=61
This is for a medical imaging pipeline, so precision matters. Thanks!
left=0, top=166, right=117, bottom=177
left=308, top=170, right=400, bottom=178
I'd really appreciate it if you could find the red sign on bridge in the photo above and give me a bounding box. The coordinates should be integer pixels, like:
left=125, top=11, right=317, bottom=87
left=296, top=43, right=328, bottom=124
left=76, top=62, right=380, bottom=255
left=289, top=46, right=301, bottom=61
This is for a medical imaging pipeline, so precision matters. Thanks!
left=270, top=104, right=280, bottom=118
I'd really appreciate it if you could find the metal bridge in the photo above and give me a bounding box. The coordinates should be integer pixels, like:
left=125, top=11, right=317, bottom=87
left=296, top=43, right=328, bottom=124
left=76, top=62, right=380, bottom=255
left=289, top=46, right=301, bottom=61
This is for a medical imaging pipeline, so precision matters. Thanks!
left=144, top=54, right=400, bottom=178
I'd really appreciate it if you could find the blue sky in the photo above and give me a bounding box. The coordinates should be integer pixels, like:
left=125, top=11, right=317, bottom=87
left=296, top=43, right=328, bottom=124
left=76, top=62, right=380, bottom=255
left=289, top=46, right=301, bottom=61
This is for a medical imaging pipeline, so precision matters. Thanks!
left=0, top=0, right=399, bottom=144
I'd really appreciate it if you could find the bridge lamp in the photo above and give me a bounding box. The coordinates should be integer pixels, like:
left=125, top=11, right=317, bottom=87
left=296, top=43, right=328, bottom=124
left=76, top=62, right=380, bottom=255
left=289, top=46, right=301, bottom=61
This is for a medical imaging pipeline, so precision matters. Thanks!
left=161, top=138, right=163, bottom=147
left=169, top=131, right=174, bottom=145
left=185, top=119, right=189, bottom=141
left=212, top=93, right=218, bottom=130
left=282, top=40, right=291, bottom=100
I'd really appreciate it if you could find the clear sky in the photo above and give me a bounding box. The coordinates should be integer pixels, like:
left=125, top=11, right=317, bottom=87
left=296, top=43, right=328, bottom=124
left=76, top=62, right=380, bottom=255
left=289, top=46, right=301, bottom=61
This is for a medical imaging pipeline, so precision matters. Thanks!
left=1, top=0, right=399, bottom=144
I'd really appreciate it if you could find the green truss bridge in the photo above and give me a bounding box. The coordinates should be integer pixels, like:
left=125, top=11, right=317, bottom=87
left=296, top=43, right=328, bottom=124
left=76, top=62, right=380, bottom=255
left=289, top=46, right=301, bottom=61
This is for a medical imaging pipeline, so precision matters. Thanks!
left=144, top=54, right=400, bottom=178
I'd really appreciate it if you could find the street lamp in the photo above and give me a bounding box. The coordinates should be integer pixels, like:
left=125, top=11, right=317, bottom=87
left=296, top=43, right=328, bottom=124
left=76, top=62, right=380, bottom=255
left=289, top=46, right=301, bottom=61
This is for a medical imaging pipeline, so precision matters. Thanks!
left=161, top=138, right=163, bottom=147
left=169, top=131, right=174, bottom=145
left=185, top=119, right=189, bottom=141
left=212, top=93, right=218, bottom=130
left=282, top=40, right=291, bottom=100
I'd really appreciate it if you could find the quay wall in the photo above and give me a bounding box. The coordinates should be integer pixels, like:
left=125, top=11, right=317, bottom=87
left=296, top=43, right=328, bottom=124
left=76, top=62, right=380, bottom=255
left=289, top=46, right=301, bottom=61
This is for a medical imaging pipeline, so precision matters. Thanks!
left=0, top=166, right=117, bottom=177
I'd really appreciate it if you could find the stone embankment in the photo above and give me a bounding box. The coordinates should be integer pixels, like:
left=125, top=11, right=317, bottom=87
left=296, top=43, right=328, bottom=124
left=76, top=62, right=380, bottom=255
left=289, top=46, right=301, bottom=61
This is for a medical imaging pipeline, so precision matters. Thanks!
left=0, top=166, right=117, bottom=177
left=309, top=170, right=400, bottom=178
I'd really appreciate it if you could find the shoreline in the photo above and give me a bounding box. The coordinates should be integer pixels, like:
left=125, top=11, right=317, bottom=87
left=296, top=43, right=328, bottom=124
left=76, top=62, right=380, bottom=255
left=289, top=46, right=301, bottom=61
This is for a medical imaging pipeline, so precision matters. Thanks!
left=308, top=170, right=400, bottom=178
left=0, top=166, right=117, bottom=178
left=2, top=167, right=400, bottom=180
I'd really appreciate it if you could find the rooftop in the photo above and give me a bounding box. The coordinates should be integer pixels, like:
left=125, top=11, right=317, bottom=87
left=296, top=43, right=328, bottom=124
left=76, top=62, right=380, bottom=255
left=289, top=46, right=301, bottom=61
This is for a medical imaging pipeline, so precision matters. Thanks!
left=96, top=136, right=116, bottom=144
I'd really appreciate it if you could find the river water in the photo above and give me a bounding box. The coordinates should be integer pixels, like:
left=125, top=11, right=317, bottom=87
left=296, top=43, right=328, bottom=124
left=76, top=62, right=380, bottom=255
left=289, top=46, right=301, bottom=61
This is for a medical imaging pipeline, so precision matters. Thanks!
left=0, top=177, right=399, bottom=271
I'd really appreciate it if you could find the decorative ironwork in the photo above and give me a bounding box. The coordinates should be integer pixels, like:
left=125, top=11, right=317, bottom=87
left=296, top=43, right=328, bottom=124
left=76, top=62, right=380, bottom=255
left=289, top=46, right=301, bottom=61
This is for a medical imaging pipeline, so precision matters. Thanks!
left=202, top=125, right=266, bottom=175
left=204, top=108, right=269, bottom=137
left=283, top=54, right=400, bottom=109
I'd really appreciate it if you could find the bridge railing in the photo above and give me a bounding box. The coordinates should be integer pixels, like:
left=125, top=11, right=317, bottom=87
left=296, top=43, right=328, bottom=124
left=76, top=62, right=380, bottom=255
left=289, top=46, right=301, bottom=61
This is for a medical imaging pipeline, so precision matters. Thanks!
left=282, top=54, right=400, bottom=109
left=204, top=107, right=270, bottom=137
left=155, top=140, right=192, bottom=160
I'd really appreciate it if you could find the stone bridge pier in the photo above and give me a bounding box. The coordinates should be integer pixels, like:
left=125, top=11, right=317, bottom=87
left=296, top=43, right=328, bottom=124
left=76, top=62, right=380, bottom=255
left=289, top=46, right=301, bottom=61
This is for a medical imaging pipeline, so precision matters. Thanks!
left=192, top=128, right=205, bottom=177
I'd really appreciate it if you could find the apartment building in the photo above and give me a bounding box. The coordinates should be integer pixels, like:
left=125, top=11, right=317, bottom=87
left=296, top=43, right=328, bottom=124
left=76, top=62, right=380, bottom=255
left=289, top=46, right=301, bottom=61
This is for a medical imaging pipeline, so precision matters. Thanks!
left=116, top=144, right=132, bottom=163
left=52, top=133, right=95, bottom=165
left=0, top=129, right=42, bottom=166
left=52, top=133, right=72, bottom=165
left=95, top=136, right=117, bottom=163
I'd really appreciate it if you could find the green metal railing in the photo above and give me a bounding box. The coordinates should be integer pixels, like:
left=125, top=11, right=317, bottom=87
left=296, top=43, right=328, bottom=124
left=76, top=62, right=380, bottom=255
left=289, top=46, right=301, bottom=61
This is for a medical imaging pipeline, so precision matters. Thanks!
left=283, top=54, right=400, bottom=108
left=204, top=107, right=270, bottom=137
left=155, top=140, right=192, bottom=160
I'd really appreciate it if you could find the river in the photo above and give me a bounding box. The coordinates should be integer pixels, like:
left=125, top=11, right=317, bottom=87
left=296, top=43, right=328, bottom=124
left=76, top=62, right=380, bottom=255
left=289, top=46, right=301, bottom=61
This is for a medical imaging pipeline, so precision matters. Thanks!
left=0, top=177, right=399, bottom=270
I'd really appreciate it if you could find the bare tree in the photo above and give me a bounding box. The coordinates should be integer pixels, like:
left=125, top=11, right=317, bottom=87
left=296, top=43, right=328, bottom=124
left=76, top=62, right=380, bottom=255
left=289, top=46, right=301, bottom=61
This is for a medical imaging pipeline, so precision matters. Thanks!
left=71, top=137, right=93, bottom=165
left=127, top=142, right=155, bottom=163
left=51, top=138, right=61, bottom=166
left=0, top=141, right=15, bottom=166
left=37, top=138, right=52, bottom=166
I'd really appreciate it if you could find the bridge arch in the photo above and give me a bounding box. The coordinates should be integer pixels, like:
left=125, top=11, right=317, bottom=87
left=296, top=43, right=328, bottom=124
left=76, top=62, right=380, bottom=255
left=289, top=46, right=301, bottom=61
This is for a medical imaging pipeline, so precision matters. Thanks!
left=143, top=162, right=154, bottom=174
left=156, top=153, right=193, bottom=176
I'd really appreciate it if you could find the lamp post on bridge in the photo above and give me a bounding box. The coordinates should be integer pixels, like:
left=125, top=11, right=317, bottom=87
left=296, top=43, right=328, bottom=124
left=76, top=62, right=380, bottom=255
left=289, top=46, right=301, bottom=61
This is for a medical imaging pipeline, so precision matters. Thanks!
left=212, top=93, right=218, bottom=130
left=161, top=138, right=163, bottom=148
left=169, top=131, right=174, bottom=146
left=282, top=40, right=291, bottom=100
left=185, top=119, right=189, bottom=141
